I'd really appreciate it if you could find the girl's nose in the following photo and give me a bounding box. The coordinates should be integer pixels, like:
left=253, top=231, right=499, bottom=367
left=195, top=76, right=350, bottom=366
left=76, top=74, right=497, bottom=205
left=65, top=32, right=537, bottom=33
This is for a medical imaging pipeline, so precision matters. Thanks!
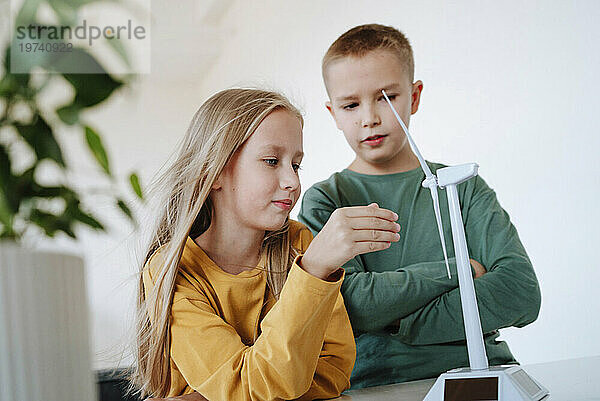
left=281, top=168, right=300, bottom=191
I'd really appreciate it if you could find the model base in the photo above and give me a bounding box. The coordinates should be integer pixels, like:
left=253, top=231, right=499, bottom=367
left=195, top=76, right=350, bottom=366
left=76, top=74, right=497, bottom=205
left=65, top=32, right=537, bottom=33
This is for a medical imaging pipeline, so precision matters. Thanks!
left=423, top=365, right=549, bottom=401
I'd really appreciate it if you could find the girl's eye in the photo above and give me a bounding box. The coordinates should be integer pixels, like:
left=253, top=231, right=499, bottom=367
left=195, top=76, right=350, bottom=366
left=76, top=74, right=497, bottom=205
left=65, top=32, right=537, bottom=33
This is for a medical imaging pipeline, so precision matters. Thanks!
left=264, top=158, right=278, bottom=166
left=343, top=102, right=359, bottom=110
left=379, top=94, right=396, bottom=101
left=292, top=163, right=302, bottom=173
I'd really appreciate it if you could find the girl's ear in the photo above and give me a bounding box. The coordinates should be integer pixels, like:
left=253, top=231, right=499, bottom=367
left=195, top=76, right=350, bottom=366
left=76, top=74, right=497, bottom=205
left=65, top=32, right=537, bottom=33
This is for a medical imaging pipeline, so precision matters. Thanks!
left=212, top=167, right=228, bottom=190
left=211, top=177, right=222, bottom=190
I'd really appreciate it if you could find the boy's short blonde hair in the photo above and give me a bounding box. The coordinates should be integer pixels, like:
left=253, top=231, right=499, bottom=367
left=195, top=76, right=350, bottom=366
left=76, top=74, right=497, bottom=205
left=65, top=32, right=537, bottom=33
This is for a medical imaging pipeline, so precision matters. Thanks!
left=322, top=23, right=415, bottom=83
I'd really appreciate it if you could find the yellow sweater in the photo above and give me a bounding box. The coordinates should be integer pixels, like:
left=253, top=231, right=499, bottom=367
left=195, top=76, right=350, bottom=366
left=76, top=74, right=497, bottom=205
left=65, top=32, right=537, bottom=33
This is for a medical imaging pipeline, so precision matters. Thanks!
left=143, top=220, right=355, bottom=400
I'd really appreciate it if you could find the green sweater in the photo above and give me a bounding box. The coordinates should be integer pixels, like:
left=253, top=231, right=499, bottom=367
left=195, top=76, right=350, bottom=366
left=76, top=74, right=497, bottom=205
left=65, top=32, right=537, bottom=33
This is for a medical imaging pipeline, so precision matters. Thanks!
left=298, top=162, right=541, bottom=389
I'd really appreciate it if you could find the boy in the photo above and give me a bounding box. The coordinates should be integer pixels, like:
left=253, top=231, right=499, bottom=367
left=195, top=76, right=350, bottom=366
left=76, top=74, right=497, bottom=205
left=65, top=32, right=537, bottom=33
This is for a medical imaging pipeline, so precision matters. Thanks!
left=298, top=24, right=541, bottom=389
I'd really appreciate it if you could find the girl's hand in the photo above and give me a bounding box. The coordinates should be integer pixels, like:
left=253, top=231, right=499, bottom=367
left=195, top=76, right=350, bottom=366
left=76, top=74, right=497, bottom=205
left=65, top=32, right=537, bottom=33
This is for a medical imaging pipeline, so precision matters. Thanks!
left=300, top=203, right=400, bottom=280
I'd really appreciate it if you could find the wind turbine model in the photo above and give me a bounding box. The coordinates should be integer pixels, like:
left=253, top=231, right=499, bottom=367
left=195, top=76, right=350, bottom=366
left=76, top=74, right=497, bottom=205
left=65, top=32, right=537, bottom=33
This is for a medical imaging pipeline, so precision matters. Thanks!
left=382, top=91, right=549, bottom=401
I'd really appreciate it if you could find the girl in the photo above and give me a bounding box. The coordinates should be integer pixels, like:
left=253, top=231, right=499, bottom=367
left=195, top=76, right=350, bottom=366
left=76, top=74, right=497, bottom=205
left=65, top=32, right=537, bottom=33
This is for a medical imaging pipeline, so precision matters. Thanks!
left=131, top=88, right=401, bottom=400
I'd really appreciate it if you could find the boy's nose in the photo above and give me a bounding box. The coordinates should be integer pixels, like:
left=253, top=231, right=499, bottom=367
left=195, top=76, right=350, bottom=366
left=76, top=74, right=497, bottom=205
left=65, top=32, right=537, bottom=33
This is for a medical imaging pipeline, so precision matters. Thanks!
left=361, top=105, right=381, bottom=128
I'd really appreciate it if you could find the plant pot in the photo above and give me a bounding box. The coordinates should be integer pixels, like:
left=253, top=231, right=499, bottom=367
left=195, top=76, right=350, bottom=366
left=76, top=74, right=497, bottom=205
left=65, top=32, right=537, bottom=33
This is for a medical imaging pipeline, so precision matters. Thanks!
left=0, top=241, right=97, bottom=401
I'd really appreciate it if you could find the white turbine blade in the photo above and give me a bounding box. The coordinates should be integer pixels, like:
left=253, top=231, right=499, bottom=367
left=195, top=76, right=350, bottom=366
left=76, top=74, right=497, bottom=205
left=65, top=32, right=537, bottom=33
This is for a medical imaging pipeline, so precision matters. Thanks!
left=429, top=185, right=451, bottom=279
left=382, top=90, right=433, bottom=178
left=382, top=90, right=450, bottom=279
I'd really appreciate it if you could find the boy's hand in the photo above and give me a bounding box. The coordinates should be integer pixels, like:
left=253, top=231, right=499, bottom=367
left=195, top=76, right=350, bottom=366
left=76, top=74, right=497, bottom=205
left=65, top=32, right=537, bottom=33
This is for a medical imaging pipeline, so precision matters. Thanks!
left=300, top=203, right=400, bottom=280
left=146, top=392, right=208, bottom=401
left=470, top=258, right=487, bottom=278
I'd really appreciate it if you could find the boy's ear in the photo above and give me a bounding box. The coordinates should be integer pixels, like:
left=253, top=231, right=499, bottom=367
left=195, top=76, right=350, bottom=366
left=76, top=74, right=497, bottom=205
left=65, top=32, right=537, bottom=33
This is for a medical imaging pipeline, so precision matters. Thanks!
left=411, top=80, right=424, bottom=115
left=325, top=101, right=342, bottom=130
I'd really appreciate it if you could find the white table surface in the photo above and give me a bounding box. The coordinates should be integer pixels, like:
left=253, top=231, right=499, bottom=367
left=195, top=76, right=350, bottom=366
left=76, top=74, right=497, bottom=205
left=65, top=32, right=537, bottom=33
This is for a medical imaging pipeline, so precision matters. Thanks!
left=333, top=355, right=600, bottom=400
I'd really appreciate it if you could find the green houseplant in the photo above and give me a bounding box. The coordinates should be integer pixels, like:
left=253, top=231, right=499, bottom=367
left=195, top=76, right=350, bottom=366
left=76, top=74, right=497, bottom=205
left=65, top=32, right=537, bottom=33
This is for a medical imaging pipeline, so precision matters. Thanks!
left=0, top=1, right=144, bottom=400
left=0, top=31, right=143, bottom=239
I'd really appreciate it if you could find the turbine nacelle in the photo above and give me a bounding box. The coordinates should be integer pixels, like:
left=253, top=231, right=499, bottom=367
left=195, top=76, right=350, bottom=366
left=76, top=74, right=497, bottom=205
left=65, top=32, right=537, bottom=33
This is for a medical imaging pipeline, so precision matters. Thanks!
left=437, top=163, right=479, bottom=187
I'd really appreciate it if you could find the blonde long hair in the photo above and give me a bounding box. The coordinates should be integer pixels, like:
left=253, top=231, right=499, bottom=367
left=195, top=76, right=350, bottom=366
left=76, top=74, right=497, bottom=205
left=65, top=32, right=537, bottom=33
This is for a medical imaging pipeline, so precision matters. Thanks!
left=129, top=88, right=303, bottom=398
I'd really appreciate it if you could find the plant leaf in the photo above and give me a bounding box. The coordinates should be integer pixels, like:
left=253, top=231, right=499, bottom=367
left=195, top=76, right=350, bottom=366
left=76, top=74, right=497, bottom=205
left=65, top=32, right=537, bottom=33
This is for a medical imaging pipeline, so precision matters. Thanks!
left=0, top=144, right=13, bottom=191
left=64, top=199, right=104, bottom=231
left=0, top=194, right=14, bottom=236
left=129, top=172, right=143, bottom=199
left=0, top=146, right=14, bottom=229
left=14, top=0, right=43, bottom=27
left=46, top=0, right=79, bottom=26
left=15, top=116, right=65, bottom=166
left=0, top=145, right=19, bottom=214
left=34, top=185, right=73, bottom=198
left=73, top=209, right=104, bottom=230
left=51, top=49, right=123, bottom=107
left=49, top=47, right=104, bottom=74
left=13, top=167, right=39, bottom=205
left=117, top=198, right=134, bottom=222
left=56, top=102, right=82, bottom=125
left=105, top=36, right=131, bottom=68
left=29, top=208, right=76, bottom=238
left=0, top=75, right=16, bottom=97
left=72, top=72, right=123, bottom=107
left=84, top=125, right=111, bottom=175
left=2, top=47, right=31, bottom=89
left=57, top=0, right=114, bottom=8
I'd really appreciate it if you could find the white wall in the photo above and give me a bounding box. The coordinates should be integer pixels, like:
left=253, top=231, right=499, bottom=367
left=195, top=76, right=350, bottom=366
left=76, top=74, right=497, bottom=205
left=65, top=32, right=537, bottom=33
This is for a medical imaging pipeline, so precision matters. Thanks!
left=41, top=0, right=599, bottom=369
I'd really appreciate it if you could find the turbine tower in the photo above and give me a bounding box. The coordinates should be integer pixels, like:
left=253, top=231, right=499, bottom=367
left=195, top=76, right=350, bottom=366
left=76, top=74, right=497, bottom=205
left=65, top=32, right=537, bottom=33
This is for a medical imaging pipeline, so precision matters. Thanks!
left=382, top=90, right=548, bottom=401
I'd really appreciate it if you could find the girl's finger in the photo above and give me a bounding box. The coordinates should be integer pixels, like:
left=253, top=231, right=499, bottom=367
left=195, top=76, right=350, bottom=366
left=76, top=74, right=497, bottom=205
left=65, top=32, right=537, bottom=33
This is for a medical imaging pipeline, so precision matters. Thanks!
left=353, top=241, right=393, bottom=255
left=352, top=230, right=400, bottom=243
left=341, top=204, right=398, bottom=221
left=349, top=216, right=401, bottom=232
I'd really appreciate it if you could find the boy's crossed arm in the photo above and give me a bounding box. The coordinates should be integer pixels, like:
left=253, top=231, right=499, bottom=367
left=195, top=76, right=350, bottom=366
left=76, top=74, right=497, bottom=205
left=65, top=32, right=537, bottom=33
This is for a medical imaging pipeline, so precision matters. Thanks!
left=298, top=177, right=541, bottom=340
left=395, top=179, right=541, bottom=345
left=340, top=256, right=488, bottom=335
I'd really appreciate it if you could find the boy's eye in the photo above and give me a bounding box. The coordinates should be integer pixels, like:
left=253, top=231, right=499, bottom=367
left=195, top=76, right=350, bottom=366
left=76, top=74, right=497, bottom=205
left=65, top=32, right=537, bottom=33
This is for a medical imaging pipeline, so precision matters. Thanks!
left=343, top=102, right=359, bottom=110
left=264, top=158, right=278, bottom=166
left=292, top=163, right=302, bottom=173
left=379, top=94, right=396, bottom=101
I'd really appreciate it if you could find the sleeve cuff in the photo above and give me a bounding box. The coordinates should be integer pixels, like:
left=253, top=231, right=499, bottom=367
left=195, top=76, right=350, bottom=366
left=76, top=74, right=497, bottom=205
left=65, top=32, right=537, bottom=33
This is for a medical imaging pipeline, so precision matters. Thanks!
left=289, top=254, right=345, bottom=296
